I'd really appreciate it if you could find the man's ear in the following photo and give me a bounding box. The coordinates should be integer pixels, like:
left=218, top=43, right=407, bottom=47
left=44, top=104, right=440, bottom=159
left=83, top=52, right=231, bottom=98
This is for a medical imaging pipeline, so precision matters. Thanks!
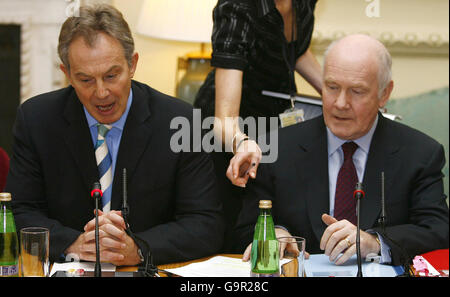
left=129, top=52, right=139, bottom=78
left=60, top=63, right=72, bottom=84
left=379, top=80, right=393, bottom=108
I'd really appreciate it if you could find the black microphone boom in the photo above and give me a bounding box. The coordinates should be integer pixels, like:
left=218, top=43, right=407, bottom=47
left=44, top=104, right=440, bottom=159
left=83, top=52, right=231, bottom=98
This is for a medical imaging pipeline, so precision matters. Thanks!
left=91, top=182, right=103, bottom=277
left=377, top=172, right=414, bottom=277
left=354, top=182, right=365, bottom=277
left=378, top=172, right=386, bottom=233
left=121, top=168, right=157, bottom=277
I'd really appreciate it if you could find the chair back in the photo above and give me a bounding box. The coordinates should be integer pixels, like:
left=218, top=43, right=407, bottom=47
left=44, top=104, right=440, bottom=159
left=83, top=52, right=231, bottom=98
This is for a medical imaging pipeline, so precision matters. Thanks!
left=0, top=147, right=9, bottom=192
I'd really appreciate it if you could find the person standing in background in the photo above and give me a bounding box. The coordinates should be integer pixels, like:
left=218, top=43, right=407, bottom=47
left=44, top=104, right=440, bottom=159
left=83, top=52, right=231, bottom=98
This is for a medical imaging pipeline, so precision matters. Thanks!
left=194, top=0, right=322, bottom=252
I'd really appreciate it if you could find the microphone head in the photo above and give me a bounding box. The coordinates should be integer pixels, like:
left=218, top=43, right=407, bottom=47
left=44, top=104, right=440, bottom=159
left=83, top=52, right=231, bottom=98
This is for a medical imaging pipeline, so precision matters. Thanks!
left=354, top=182, right=365, bottom=199
left=91, top=182, right=103, bottom=199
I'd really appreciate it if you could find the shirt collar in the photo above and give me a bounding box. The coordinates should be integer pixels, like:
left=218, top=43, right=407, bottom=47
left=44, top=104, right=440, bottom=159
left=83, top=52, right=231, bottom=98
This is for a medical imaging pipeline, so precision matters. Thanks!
left=327, top=114, right=379, bottom=156
left=84, top=88, right=133, bottom=131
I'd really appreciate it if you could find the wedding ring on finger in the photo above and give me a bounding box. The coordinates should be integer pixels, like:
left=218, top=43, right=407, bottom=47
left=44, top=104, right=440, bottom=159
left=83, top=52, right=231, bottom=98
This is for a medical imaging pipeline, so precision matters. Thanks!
left=344, top=237, right=352, bottom=248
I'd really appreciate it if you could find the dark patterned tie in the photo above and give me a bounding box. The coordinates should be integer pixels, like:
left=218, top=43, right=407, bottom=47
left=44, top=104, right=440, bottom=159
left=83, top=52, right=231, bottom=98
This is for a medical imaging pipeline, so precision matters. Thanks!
left=334, top=142, right=359, bottom=225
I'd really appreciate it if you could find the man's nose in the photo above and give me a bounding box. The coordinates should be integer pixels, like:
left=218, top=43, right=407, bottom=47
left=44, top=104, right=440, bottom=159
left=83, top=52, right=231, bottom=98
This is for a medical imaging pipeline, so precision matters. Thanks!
left=95, top=81, right=110, bottom=99
left=334, top=90, right=349, bottom=109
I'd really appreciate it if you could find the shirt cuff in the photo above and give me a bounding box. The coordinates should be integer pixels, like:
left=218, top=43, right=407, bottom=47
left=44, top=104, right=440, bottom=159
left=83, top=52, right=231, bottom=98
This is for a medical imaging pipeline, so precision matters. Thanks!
left=211, top=52, right=248, bottom=70
left=366, top=229, right=392, bottom=264
left=274, top=225, right=289, bottom=233
left=377, top=232, right=392, bottom=264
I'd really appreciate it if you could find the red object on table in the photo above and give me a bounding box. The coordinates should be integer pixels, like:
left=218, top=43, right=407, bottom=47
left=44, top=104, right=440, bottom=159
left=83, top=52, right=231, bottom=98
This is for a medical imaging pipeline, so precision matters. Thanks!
left=420, top=249, right=449, bottom=271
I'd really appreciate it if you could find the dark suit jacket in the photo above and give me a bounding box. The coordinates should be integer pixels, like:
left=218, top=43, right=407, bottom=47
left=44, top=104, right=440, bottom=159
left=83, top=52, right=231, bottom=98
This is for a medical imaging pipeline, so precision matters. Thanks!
left=235, top=115, right=449, bottom=265
left=6, top=80, right=224, bottom=264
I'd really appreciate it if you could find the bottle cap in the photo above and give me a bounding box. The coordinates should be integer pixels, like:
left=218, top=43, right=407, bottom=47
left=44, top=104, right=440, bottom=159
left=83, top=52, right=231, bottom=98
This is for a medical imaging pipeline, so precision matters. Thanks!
left=0, top=192, right=12, bottom=201
left=259, top=200, right=272, bottom=209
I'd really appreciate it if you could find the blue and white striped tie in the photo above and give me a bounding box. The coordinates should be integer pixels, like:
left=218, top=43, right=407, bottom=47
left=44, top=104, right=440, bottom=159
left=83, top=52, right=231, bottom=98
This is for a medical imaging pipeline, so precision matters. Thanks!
left=95, top=124, right=112, bottom=212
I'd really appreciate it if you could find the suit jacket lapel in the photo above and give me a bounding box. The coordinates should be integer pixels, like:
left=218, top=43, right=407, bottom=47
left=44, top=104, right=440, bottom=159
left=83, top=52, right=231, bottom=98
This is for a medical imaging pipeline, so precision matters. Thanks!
left=297, top=117, right=330, bottom=242
left=111, top=82, right=153, bottom=210
left=361, top=115, right=400, bottom=229
left=62, top=88, right=99, bottom=202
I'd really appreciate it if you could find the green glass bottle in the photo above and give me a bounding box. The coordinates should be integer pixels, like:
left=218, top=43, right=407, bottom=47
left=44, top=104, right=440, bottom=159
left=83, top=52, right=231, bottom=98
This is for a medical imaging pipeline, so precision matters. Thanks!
left=0, top=193, right=19, bottom=277
left=250, top=200, right=279, bottom=277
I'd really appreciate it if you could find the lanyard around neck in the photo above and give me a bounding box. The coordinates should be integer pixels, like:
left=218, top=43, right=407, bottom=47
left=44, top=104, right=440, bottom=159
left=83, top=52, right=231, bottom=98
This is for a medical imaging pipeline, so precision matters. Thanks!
left=281, top=0, right=297, bottom=108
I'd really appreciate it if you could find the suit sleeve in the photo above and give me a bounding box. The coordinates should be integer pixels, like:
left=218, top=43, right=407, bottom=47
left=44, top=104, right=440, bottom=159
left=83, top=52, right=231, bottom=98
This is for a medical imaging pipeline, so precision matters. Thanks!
left=6, top=105, right=81, bottom=262
left=373, top=143, right=449, bottom=265
left=134, top=150, right=225, bottom=265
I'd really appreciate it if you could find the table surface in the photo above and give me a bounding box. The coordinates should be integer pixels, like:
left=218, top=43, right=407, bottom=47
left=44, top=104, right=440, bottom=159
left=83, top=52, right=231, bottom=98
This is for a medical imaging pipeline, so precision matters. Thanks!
left=117, top=254, right=306, bottom=277
left=49, top=253, right=441, bottom=277
left=159, top=254, right=242, bottom=270
left=116, top=254, right=243, bottom=276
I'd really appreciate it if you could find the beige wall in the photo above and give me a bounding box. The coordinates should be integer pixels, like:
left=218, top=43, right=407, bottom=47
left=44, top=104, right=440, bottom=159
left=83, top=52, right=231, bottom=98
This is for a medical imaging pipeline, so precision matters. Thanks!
left=113, top=0, right=212, bottom=97
left=299, top=0, right=449, bottom=99
left=114, top=0, right=449, bottom=100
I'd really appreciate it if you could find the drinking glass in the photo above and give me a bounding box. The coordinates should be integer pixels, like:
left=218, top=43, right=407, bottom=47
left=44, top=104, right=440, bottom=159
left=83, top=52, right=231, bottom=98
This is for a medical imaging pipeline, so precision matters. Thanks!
left=277, top=236, right=306, bottom=277
left=20, top=227, right=49, bottom=277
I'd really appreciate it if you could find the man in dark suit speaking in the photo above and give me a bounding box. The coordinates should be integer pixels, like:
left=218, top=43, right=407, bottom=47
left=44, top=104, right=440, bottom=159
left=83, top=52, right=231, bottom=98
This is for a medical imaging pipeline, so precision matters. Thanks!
left=6, top=4, right=224, bottom=266
left=237, top=34, right=449, bottom=266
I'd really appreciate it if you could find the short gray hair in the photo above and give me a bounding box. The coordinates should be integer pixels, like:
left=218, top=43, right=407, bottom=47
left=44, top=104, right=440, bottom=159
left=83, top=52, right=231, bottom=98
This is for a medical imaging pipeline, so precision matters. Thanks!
left=376, top=46, right=392, bottom=97
left=323, top=35, right=392, bottom=98
left=58, top=4, right=134, bottom=70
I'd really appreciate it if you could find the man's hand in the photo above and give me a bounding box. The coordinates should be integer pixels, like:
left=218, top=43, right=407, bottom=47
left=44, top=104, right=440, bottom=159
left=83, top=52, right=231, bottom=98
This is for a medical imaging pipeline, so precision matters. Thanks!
left=320, top=214, right=380, bottom=265
left=65, top=210, right=142, bottom=266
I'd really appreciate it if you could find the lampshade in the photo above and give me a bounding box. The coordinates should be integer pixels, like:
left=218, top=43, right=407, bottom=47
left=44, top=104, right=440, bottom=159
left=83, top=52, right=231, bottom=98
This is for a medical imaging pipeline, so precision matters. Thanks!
left=136, top=0, right=217, bottom=43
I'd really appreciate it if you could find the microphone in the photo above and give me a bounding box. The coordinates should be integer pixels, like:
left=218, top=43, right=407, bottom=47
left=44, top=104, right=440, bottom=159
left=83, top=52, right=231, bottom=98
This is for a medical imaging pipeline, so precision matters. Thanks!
left=122, top=169, right=129, bottom=219
left=91, top=182, right=103, bottom=200
left=121, top=168, right=157, bottom=277
left=91, top=182, right=102, bottom=277
left=377, top=172, right=414, bottom=277
left=378, top=172, right=386, bottom=234
left=353, top=182, right=365, bottom=277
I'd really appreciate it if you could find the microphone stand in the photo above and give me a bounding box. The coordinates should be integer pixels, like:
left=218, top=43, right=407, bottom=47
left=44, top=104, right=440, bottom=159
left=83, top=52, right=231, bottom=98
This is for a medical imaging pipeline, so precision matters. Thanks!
left=379, top=172, right=386, bottom=235
left=94, top=197, right=101, bottom=277
left=121, top=169, right=158, bottom=277
left=91, top=182, right=102, bottom=277
left=377, top=172, right=414, bottom=277
left=354, top=182, right=364, bottom=277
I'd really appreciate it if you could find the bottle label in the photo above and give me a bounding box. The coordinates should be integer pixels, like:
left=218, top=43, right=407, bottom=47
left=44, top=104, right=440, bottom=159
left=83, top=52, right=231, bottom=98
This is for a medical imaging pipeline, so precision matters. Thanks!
left=251, top=239, right=280, bottom=275
left=0, top=264, right=19, bottom=276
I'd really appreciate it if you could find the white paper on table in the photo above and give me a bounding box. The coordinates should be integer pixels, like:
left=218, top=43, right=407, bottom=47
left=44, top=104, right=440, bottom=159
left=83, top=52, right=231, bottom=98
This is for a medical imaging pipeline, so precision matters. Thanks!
left=414, top=256, right=441, bottom=277
left=50, top=262, right=116, bottom=277
left=164, top=256, right=292, bottom=277
left=304, top=254, right=401, bottom=277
